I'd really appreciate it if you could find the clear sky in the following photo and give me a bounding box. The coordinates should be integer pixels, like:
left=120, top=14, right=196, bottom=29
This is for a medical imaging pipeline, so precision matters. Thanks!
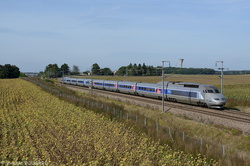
left=1, top=0, right=250, bottom=72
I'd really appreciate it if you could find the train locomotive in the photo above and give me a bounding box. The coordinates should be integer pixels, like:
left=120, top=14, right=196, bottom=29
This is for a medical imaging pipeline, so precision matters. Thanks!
left=60, top=77, right=226, bottom=109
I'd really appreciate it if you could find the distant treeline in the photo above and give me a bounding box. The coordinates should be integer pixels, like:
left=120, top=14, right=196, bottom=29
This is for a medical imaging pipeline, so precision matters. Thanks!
left=116, top=64, right=250, bottom=76
left=116, top=63, right=216, bottom=76
left=163, top=67, right=215, bottom=75
left=39, top=63, right=113, bottom=78
left=40, top=63, right=250, bottom=78
left=218, top=70, right=250, bottom=75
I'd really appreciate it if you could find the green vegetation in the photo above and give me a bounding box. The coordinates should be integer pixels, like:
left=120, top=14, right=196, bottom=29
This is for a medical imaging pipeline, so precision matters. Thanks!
left=40, top=62, right=249, bottom=78
left=0, top=64, right=20, bottom=79
left=19, top=72, right=27, bottom=77
left=41, top=63, right=68, bottom=78
left=116, top=63, right=216, bottom=76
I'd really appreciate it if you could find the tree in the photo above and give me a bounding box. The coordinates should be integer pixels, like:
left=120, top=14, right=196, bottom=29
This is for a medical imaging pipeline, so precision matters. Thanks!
left=115, top=66, right=126, bottom=76
left=19, top=72, right=26, bottom=77
left=61, top=63, right=70, bottom=76
left=142, top=63, right=147, bottom=76
left=137, top=63, right=142, bottom=76
left=115, top=63, right=158, bottom=76
left=146, top=66, right=155, bottom=76
left=131, top=63, right=138, bottom=76
left=45, top=64, right=60, bottom=78
left=71, top=65, right=80, bottom=75
left=92, top=63, right=100, bottom=75
left=0, top=64, right=20, bottom=78
left=127, top=63, right=133, bottom=69
left=101, top=67, right=113, bottom=75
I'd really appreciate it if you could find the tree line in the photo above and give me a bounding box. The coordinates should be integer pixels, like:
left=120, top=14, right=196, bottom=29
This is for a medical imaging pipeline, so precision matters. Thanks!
left=39, top=63, right=250, bottom=77
left=1, top=62, right=248, bottom=79
left=116, top=63, right=158, bottom=76
left=41, top=62, right=217, bottom=78
left=39, top=63, right=113, bottom=78
left=116, top=63, right=216, bottom=76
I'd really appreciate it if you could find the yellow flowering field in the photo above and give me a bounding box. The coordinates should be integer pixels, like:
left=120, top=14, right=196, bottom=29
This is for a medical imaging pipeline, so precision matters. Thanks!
left=0, top=79, right=216, bottom=165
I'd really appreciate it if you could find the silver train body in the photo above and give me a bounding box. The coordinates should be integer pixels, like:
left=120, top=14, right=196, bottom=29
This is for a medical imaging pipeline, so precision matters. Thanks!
left=60, top=77, right=226, bottom=109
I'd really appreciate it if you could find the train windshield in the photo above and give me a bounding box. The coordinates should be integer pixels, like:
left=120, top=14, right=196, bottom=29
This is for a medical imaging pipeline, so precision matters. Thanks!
left=207, top=90, right=214, bottom=93
left=205, top=89, right=220, bottom=93
left=214, top=89, right=220, bottom=93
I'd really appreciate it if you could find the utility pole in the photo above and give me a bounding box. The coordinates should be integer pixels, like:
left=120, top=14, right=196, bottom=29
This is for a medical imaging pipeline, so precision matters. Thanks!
left=162, top=61, right=170, bottom=113
left=62, top=69, right=64, bottom=78
left=91, top=65, right=93, bottom=94
left=215, top=61, right=224, bottom=94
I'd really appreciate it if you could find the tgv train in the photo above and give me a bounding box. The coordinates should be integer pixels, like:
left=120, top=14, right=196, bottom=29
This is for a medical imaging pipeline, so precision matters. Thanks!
left=60, top=77, right=226, bottom=109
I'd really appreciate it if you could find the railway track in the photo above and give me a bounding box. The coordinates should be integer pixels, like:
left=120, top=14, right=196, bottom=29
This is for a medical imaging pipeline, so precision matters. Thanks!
left=60, top=83, right=250, bottom=125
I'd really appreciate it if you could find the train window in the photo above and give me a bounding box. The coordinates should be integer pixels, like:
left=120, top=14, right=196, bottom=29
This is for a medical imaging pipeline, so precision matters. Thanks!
left=94, top=82, right=103, bottom=85
left=214, top=89, right=220, bottom=93
left=119, top=85, right=132, bottom=89
left=105, top=83, right=115, bottom=87
left=137, top=87, right=155, bottom=92
left=207, top=90, right=214, bottom=93
left=172, top=90, right=189, bottom=97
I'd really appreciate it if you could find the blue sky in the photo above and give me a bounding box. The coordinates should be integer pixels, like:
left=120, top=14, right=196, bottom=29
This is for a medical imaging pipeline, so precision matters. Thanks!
left=1, top=0, right=250, bottom=72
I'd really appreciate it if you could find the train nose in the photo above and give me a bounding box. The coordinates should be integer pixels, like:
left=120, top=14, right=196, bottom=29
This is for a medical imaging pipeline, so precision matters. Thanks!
left=213, top=97, right=226, bottom=105
left=206, top=93, right=226, bottom=108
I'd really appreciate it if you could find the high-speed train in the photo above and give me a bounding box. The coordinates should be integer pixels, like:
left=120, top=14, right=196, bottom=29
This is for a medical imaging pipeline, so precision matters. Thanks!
left=60, top=77, right=226, bottom=109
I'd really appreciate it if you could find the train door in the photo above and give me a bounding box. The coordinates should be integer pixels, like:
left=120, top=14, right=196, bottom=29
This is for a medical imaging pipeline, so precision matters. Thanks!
left=203, top=90, right=211, bottom=107
left=201, top=90, right=206, bottom=104
left=197, top=90, right=207, bottom=107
